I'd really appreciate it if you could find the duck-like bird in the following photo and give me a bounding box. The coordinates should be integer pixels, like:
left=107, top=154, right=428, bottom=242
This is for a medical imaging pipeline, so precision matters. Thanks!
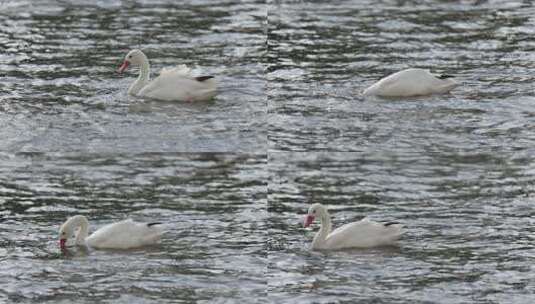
left=362, top=68, right=458, bottom=97
left=118, top=49, right=217, bottom=102
left=59, top=215, right=164, bottom=250
left=304, top=203, right=403, bottom=250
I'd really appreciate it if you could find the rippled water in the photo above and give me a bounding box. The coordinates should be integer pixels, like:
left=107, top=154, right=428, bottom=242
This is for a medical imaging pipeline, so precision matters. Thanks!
left=268, top=0, right=535, bottom=151
left=0, top=153, right=266, bottom=303
left=268, top=152, right=535, bottom=303
left=0, top=0, right=266, bottom=152
left=267, top=2, right=535, bottom=302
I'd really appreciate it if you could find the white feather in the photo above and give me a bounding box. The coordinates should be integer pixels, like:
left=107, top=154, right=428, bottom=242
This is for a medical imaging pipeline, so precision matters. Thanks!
left=363, top=68, right=458, bottom=97
left=120, top=49, right=217, bottom=102
left=60, top=215, right=164, bottom=250
left=320, top=218, right=403, bottom=249
left=85, top=219, right=164, bottom=249
left=305, top=203, right=403, bottom=250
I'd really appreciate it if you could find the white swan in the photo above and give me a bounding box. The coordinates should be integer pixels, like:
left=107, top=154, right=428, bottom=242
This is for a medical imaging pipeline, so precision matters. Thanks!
left=118, top=49, right=217, bottom=102
left=362, top=68, right=458, bottom=97
left=303, top=203, right=403, bottom=250
left=59, top=215, right=164, bottom=250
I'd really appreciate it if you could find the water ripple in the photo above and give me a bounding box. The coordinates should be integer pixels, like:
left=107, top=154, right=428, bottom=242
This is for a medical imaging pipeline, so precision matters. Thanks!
left=268, top=0, right=535, bottom=152
left=0, top=0, right=266, bottom=152
left=0, top=153, right=266, bottom=303
left=268, top=151, right=535, bottom=303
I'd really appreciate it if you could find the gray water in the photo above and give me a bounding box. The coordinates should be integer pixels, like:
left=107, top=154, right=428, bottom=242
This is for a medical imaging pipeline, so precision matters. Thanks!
left=2, top=0, right=535, bottom=303
left=0, top=0, right=266, bottom=152
left=268, top=152, right=535, bottom=303
left=266, top=1, right=535, bottom=303
left=0, top=153, right=266, bottom=303
left=268, top=0, right=535, bottom=152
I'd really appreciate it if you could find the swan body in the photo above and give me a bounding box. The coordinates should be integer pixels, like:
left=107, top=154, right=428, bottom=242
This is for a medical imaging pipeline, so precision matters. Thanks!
left=362, top=68, right=458, bottom=97
left=118, top=49, right=217, bottom=102
left=59, top=215, right=164, bottom=250
left=303, top=203, right=403, bottom=250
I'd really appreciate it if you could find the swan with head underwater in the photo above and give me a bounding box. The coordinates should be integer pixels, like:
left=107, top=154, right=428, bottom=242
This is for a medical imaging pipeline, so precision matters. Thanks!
left=59, top=215, right=164, bottom=251
left=118, top=49, right=217, bottom=102
left=362, top=68, right=459, bottom=97
left=303, top=203, right=403, bottom=250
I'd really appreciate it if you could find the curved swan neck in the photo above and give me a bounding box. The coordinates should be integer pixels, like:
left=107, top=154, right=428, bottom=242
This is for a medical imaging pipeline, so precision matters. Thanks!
left=128, top=56, right=150, bottom=96
left=73, top=216, right=90, bottom=245
left=319, top=211, right=332, bottom=237
left=138, top=57, right=150, bottom=82
left=312, top=210, right=332, bottom=248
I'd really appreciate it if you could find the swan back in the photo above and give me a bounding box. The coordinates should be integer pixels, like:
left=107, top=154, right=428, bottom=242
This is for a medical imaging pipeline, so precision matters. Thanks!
left=159, top=64, right=193, bottom=78
left=363, top=68, right=458, bottom=97
left=138, top=65, right=217, bottom=102
left=86, top=219, right=164, bottom=249
left=320, top=218, right=403, bottom=249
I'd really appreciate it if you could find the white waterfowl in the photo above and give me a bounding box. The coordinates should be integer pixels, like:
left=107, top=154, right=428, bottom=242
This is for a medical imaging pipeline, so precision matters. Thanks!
left=303, top=203, right=403, bottom=250
left=118, top=49, right=217, bottom=102
left=362, top=68, right=458, bottom=97
left=59, top=215, right=164, bottom=250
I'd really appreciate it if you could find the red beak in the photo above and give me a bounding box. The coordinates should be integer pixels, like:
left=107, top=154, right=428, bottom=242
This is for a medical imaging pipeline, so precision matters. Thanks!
left=118, top=60, right=130, bottom=73
left=304, top=215, right=315, bottom=227
left=59, top=239, right=67, bottom=250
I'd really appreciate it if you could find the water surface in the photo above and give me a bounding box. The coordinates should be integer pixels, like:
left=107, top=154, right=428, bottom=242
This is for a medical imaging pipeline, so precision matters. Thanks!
left=0, top=0, right=266, bottom=152
left=0, top=153, right=266, bottom=303
left=268, top=152, right=535, bottom=303
left=268, top=0, right=535, bottom=152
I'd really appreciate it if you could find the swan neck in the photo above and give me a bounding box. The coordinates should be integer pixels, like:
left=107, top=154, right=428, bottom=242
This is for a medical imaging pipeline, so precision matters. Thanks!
left=129, top=58, right=150, bottom=96
left=313, top=211, right=332, bottom=248
left=139, top=58, right=150, bottom=82
left=75, top=216, right=90, bottom=245
left=319, top=212, right=332, bottom=237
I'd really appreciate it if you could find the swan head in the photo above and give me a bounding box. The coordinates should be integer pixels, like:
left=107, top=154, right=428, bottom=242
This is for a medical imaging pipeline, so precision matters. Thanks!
left=58, top=215, right=86, bottom=250
left=304, top=203, right=327, bottom=227
left=118, top=49, right=147, bottom=73
left=58, top=218, right=73, bottom=250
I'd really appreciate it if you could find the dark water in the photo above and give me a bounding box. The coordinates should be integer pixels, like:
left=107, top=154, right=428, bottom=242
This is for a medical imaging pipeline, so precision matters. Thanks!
left=0, top=0, right=266, bottom=152
left=0, top=153, right=266, bottom=303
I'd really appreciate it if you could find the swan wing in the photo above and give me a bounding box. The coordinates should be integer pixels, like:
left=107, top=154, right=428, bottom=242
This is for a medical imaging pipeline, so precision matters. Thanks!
left=159, top=64, right=195, bottom=79
left=86, top=219, right=164, bottom=249
left=324, top=218, right=403, bottom=249
left=363, top=68, right=457, bottom=97
left=137, top=65, right=217, bottom=101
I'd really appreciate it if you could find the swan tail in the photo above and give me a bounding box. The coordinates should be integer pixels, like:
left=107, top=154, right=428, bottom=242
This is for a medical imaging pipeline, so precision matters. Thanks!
left=384, top=222, right=404, bottom=242
left=141, top=231, right=163, bottom=246
left=195, top=76, right=214, bottom=82
left=438, top=80, right=459, bottom=93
